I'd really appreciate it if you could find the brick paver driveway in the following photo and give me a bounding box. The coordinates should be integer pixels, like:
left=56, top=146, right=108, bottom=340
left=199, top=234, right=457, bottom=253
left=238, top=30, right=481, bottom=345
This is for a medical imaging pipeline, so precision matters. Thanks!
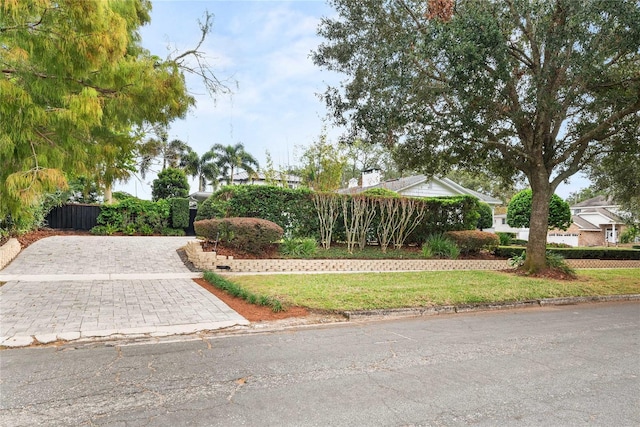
left=0, top=236, right=248, bottom=347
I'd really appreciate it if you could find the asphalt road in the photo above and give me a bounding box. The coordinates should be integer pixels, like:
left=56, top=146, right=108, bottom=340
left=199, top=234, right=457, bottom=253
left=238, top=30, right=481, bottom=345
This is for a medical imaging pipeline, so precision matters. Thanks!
left=1, top=302, right=639, bottom=426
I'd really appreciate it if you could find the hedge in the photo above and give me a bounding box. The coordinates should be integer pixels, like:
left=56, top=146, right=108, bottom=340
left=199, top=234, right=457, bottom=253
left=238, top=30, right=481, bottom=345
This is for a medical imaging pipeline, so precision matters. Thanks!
left=169, top=197, right=190, bottom=229
left=196, top=185, right=317, bottom=238
left=407, top=195, right=481, bottom=244
left=495, top=246, right=640, bottom=260
left=194, top=217, right=284, bottom=254
left=196, top=186, right=483, bottom=246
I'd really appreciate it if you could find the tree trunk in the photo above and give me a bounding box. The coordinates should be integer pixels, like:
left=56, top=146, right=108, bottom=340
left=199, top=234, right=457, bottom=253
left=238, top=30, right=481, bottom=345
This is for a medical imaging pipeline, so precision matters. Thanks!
left=104, top=184, right=114, bottom=204
left=523, top=181, right=551, bottom=273
left=199, top=175, right=206, bottom=192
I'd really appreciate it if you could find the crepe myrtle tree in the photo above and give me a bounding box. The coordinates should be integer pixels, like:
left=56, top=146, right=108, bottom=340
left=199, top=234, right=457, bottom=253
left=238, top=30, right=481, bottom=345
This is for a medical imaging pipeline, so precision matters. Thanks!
left=314, top=0, right=640, bottom=273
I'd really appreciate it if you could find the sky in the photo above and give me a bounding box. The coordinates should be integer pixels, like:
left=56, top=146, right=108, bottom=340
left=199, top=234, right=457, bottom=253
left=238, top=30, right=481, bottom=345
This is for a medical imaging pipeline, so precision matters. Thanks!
left=114, top=0, right=591, bottom=200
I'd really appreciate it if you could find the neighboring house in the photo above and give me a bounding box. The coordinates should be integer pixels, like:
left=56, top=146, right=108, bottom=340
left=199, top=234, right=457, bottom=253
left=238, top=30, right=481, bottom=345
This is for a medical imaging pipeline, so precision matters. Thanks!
left=497, top=195, right=627, bottom=247
left=189, top=171, right=302, bottom=206
left=548, top=195, right=627, bottom=247
left=493, top=213, right=530, bottom=241
left=338, top=169, right=501, bottom=205
left=338, top=170, right=502, bottom=228
left=217, top=171, right=302, bottom=189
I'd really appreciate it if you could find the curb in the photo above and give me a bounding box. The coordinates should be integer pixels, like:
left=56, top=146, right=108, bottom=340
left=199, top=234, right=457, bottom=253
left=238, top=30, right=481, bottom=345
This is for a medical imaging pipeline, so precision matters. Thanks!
left=342, top=294, right=640, bottom=320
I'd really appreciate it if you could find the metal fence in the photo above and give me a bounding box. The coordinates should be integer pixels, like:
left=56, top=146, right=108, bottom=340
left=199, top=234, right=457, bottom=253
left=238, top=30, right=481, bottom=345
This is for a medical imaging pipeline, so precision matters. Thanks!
left=45, top=204, right=102, bottom=230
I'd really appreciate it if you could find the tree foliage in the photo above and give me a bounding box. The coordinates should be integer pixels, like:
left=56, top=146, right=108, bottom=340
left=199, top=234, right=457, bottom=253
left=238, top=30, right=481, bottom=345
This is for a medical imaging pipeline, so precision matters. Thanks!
left=314, top=0, right=640, bottom=272
left=476, top=202, right=493, bottom=231
left=298, top=132, right=346, bottom=191
left=151, top=168, right=189, bottom=201
left=1, top=0, right=194, bottom=225
left=212, top=143, right=259, bottom=185
left=507, top=189, right=571, bottom=231
left=180, top=149, right=219, bottom=192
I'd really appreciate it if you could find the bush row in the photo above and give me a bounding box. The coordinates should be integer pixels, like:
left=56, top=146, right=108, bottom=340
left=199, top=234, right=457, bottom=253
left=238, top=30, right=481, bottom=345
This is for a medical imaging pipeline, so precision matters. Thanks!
left=196, top=185, right=482, bottom=246
left=92, top=197, right=185, bottom=236
left=495, top=246, right=640, bottom=260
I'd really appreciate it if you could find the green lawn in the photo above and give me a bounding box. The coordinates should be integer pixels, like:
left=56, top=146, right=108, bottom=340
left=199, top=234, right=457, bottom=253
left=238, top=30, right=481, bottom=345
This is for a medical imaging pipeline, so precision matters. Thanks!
left=228, top=269, right=640, bottom=312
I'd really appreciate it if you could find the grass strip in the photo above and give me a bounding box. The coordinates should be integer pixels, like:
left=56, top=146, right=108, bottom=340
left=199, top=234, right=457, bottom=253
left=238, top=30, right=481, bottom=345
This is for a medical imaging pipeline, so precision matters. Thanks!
left=229, top=269, right=640, bottom=312
left=202, top=271, right=285, bottom=312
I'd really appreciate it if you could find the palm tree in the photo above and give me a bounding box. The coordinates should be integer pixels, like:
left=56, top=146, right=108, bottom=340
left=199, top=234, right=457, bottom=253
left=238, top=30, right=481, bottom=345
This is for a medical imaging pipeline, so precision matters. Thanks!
left=212, top=142, right=259, bottom=185
left=180, top=150, right=219, bottom=192
left=137, top=125, right=191, bottom=178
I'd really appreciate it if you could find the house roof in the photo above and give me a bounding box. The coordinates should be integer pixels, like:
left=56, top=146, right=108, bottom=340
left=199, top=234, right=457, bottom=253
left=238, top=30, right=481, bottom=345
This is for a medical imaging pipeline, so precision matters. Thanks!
left=572, top=215, right=601, bottom=231
left=572, top=195, right=616, bottom=208
left=222, top=170, right=301, bottom=183
left=338, top=175, right=502, bottom=205
left=189, top=191, right=212, bottom=202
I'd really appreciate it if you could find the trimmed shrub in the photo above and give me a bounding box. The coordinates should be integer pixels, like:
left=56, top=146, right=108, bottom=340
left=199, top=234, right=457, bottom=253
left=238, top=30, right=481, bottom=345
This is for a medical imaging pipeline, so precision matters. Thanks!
left=194, top=217, right=284, bottom=254
left=422, top=233, right=460, bottom=259
left=444, top=230, right=499, bottom=254
left=169, top=198, right=190, bottom=229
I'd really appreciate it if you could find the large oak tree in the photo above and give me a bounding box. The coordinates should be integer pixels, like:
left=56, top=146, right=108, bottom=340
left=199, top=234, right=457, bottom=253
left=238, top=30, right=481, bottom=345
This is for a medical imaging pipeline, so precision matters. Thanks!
left=314, top=0, right=640, bottom=272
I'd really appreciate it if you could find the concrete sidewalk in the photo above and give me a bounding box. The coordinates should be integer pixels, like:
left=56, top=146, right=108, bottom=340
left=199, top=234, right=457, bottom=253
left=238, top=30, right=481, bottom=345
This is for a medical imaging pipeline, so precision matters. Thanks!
left=0, top=236, right=249, bottom=348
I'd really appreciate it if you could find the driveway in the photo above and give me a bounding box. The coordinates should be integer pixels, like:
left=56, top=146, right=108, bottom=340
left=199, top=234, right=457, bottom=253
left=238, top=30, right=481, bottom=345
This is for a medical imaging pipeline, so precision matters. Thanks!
left=0, top=236, right=248, bottom=347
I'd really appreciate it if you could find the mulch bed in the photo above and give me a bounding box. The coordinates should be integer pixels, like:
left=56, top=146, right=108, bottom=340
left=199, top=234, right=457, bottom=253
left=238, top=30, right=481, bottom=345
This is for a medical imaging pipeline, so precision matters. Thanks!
left=192, top=278, right=309, bottom=322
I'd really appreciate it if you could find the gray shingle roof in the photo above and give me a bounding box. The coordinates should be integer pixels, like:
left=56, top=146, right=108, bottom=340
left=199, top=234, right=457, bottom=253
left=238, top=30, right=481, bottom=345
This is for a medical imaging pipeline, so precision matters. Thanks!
left=338, top=175, right=501, bottom=205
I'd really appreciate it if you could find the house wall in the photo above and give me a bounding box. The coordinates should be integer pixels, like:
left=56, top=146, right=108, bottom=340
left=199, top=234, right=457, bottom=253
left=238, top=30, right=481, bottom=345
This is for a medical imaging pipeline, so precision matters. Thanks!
left=493, top=214, right=529, bottom=240
left=547, top=223, right=581, bottom=247
left=400, top=180, right=459, bottom=198
left=579, top=230, right=605, bottom=247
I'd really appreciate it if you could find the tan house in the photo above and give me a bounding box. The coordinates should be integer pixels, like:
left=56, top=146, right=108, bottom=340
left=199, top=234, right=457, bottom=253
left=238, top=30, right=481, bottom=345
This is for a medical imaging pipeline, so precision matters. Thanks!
left=548, top=196, right=626, bottom=247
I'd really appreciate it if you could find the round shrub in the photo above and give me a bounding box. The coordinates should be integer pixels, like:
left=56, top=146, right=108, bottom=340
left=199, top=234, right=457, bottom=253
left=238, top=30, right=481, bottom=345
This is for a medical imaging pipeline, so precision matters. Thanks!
left=444, top=230, right=500, bottom=254
left=194, top=217, right=284, bottom=255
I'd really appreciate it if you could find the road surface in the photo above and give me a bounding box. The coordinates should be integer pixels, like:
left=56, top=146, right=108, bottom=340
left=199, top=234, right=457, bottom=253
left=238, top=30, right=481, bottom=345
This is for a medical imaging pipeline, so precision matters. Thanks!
left=1, top=302, right=639, bottom=426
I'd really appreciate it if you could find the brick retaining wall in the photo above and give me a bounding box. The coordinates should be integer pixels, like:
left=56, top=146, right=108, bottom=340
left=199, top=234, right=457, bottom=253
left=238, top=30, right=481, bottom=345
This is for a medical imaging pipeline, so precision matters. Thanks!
left=0, top=238, right=21, bottom=271
left=184, top=241, right=640, bottom=273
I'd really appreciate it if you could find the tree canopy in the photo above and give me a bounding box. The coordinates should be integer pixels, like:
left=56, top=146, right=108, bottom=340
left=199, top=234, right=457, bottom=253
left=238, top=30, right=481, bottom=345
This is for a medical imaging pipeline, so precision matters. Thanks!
left=314, top=0, right=640, bottom=272
left=213, top=143, right=259, bottom=185
left=507, top=189, right=571, bottom=231
left=151, top=168, right=189, bottom=201
left=1, top=0, right=194, bottom=223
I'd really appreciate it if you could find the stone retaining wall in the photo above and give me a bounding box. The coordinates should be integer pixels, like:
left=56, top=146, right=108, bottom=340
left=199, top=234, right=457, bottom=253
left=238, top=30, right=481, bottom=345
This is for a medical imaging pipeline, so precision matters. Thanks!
left=185, top=241, right=640, bottom=273
left=0, top=238, right=21, bottom=270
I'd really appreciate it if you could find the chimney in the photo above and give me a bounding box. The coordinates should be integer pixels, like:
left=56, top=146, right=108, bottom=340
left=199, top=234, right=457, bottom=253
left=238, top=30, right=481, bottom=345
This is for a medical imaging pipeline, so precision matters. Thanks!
left=361, top=168, right=381, bottom=187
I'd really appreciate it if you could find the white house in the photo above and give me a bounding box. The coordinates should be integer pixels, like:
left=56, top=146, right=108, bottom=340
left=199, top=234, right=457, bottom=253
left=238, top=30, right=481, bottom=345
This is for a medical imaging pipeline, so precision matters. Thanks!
left=339, top=171, right=501, bottom=205
left=189, top=170, right=303, bottom=205
left=493, top=213, right=530, bottom=241
left=217, top=170, right=302, bottom=189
